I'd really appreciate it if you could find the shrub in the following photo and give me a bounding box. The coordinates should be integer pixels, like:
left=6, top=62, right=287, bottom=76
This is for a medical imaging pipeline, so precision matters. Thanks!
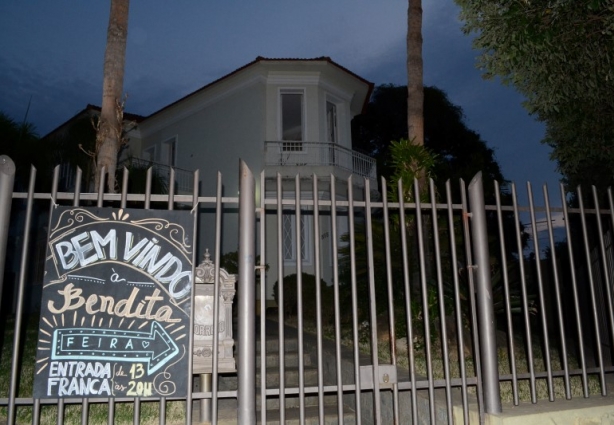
left=272, top=273, right=335, bottom=325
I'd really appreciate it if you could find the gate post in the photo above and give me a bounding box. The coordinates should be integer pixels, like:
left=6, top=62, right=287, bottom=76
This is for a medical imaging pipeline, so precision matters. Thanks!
left=237, top=160, right=256, bottom=424
left=468, top=172, right=502, bottom=414
left=0, top=155, right=15, bottom=316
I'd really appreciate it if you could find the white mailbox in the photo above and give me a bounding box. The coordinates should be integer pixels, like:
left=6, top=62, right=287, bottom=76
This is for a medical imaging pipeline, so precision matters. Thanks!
left=192, top=249, right=236, bottom=374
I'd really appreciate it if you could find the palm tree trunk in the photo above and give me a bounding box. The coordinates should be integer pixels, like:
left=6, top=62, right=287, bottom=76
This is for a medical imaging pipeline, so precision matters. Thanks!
left=407, top=0, right=424, bottom=147
left=96, top=0, right=130, bottom=192
left=407, top=0, right=428, bottom=289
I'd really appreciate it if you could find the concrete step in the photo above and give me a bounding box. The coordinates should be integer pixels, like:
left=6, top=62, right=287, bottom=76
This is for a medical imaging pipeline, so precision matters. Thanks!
left=255, top=337, right=299, bottom=352
left=257, top=350, right=312, bottom=368
left=218, top=365, right=320, bottom=389
left=261, top=365, right=319, bottom=387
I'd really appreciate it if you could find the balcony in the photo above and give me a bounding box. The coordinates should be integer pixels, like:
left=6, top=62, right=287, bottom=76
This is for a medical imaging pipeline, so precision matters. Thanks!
left=119, top=157, right=195, bottom=194
left=264, top=141, right=377, bottom=187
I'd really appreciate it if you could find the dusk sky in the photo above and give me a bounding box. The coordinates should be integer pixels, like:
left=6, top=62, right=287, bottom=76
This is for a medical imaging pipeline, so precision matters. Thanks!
left=0, top=1, right=560, bottom=207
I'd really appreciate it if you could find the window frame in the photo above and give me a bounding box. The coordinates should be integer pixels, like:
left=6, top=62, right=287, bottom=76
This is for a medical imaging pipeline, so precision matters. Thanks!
left=162, top=136, right=178, bottom=167
left=279, top=88, right=306, bottom=152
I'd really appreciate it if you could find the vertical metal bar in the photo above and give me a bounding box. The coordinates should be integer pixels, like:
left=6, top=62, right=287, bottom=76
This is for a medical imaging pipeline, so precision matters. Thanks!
left=347, top=176, right=363, bottom=425
left=295, top=174, right=306, bottom=423
left=275, top=173, right=285, bottom=424
left=65, top=166, right=85, bottom=424
left=97, top=166, right=105, bottom=208
left=510, top=182, right=536, bottom=402
left=7, top=166, right=35, bottom=425
left=186, top=170, right=199, bottom=425
left=543, top=184, right=571, bottom=398
left=131, top=164, right=143, bottom=425
left=414, top=179, right=435, bottom=423
left=116, top=163, right=128, bottom=425
left=398, top=179, right=418, bottom=423
left=577, top=186, right=607, bottom=393
left=238, top=160, right=256, bottom=424
left=330, top=175, right=346, bottom=423
left=32, top=398, right=40, bottom=425
left=460, top=179, right=485, bottom=418
left=0, top=155, right=15, bottom=314
left=527, top=182, right=554, bottom=400
left=445, top=180, right=469, bottom=423
left=145, top=168, right=152, bottom=210
left=168, top=167, right=175, bottom=211
left=381, top=177, right=400, bottom=425
left=201, top=374, right=212, bottom=423
left=561, top=184, right=588, bottom=396
left=365, top=178, right=382, bottom=424
left=41, top=166, right=60, bottom=425
left=592, top=185, right=614, bottom=385
left=133, top=396, right=141, bottom=424
left=159, top=395, right=166, bottom=425
left=467, top=172, right=501, bottom=414
left=258, top=171, right=267, bottom=424
left=152, top=167, right=164, bottom=425
left=312, top=175, right=325, bottom=424
left=429, top=179, right=453, bottom=421
left=72, top=167, right=82, bottom=207
left=494, top=181, right=519, bottom=405
left=211, top=171, right=223, bottom=424
left=120, top=166, right=128, bottom=209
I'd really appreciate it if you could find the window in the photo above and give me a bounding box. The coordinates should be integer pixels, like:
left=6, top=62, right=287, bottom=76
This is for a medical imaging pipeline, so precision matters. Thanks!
left=281, top=91, right=304, bottom=151
left=282, top=210, right=310, bottom=263
left=162, top=137, right=177, bottom=166
left=326, top=101, right=338, bottom=165
left=326, top=101, right=337, bottom=144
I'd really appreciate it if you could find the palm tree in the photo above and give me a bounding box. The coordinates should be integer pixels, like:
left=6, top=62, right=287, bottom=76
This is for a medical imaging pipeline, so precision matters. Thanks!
left=407, top=0, right=424, bottom=148
left=96, top=0, right=130, bottom=192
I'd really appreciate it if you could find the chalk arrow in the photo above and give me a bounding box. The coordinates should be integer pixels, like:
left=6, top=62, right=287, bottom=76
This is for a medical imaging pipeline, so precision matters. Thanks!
left=51, top=322, right=180, bottom=375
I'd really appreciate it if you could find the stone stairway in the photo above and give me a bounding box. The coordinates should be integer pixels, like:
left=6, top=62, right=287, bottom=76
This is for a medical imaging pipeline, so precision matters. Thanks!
left=194, top=323, right=356, bottom=424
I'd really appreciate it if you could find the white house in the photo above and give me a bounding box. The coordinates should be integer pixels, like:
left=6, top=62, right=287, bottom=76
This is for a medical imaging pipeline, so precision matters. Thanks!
left=49, top=57, right=377, bottom=305
left=126, top=57, right=376, bottom=301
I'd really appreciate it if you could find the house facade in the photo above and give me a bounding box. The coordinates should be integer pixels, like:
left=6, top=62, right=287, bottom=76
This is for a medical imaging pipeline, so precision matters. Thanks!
left=126, top=57, right=376, bottom=302
left=48, top=57, right=376, bottom=305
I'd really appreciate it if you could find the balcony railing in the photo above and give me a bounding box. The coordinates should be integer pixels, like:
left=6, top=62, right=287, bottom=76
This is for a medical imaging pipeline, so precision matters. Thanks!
left=264, top=141, right=377, bottom=184
left=119, top=157, right=195, bottom=194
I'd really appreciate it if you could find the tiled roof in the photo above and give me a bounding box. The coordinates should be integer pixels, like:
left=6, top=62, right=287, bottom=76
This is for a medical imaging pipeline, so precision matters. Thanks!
left=44, top=57, right=373, bottom=138
left=145, top=57, right=374, bottom=119
left=43, top=104, right=145, bottom=139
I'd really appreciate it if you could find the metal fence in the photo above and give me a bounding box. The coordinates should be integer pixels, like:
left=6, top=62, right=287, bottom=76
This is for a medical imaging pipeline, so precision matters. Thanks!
left=1, top=154, right=614, bottom=424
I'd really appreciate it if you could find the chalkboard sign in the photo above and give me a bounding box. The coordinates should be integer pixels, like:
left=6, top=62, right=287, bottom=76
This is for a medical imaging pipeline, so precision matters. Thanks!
left=34, top=207, right=194, bottom=399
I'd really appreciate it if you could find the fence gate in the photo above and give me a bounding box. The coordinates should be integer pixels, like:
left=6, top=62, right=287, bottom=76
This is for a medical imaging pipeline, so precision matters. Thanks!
left=242, top=163, right=501, bottom=425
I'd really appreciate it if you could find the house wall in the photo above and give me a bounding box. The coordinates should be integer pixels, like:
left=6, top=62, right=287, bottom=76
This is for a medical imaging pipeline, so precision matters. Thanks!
left=138, top=75, right=267, bottom=257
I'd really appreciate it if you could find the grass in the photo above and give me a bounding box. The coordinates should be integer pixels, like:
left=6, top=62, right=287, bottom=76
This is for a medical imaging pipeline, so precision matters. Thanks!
left=0, top=315, right=187, bottom=425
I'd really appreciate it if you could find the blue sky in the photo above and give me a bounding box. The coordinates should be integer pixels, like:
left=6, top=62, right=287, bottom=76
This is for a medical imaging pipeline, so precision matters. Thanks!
left=0, top=0, right=560, bottom=200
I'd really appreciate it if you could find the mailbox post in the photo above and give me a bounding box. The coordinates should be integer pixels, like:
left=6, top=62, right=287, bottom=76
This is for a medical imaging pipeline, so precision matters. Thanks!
left=193, top=249, right=236, bottom=422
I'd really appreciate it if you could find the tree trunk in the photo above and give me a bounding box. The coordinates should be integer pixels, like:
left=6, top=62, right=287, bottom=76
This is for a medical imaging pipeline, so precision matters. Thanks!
left=407, top=0, right=427, bottom=289
left=96, top=0, right=130, bottom=193
left=407, top=0, right=424, bottom=147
